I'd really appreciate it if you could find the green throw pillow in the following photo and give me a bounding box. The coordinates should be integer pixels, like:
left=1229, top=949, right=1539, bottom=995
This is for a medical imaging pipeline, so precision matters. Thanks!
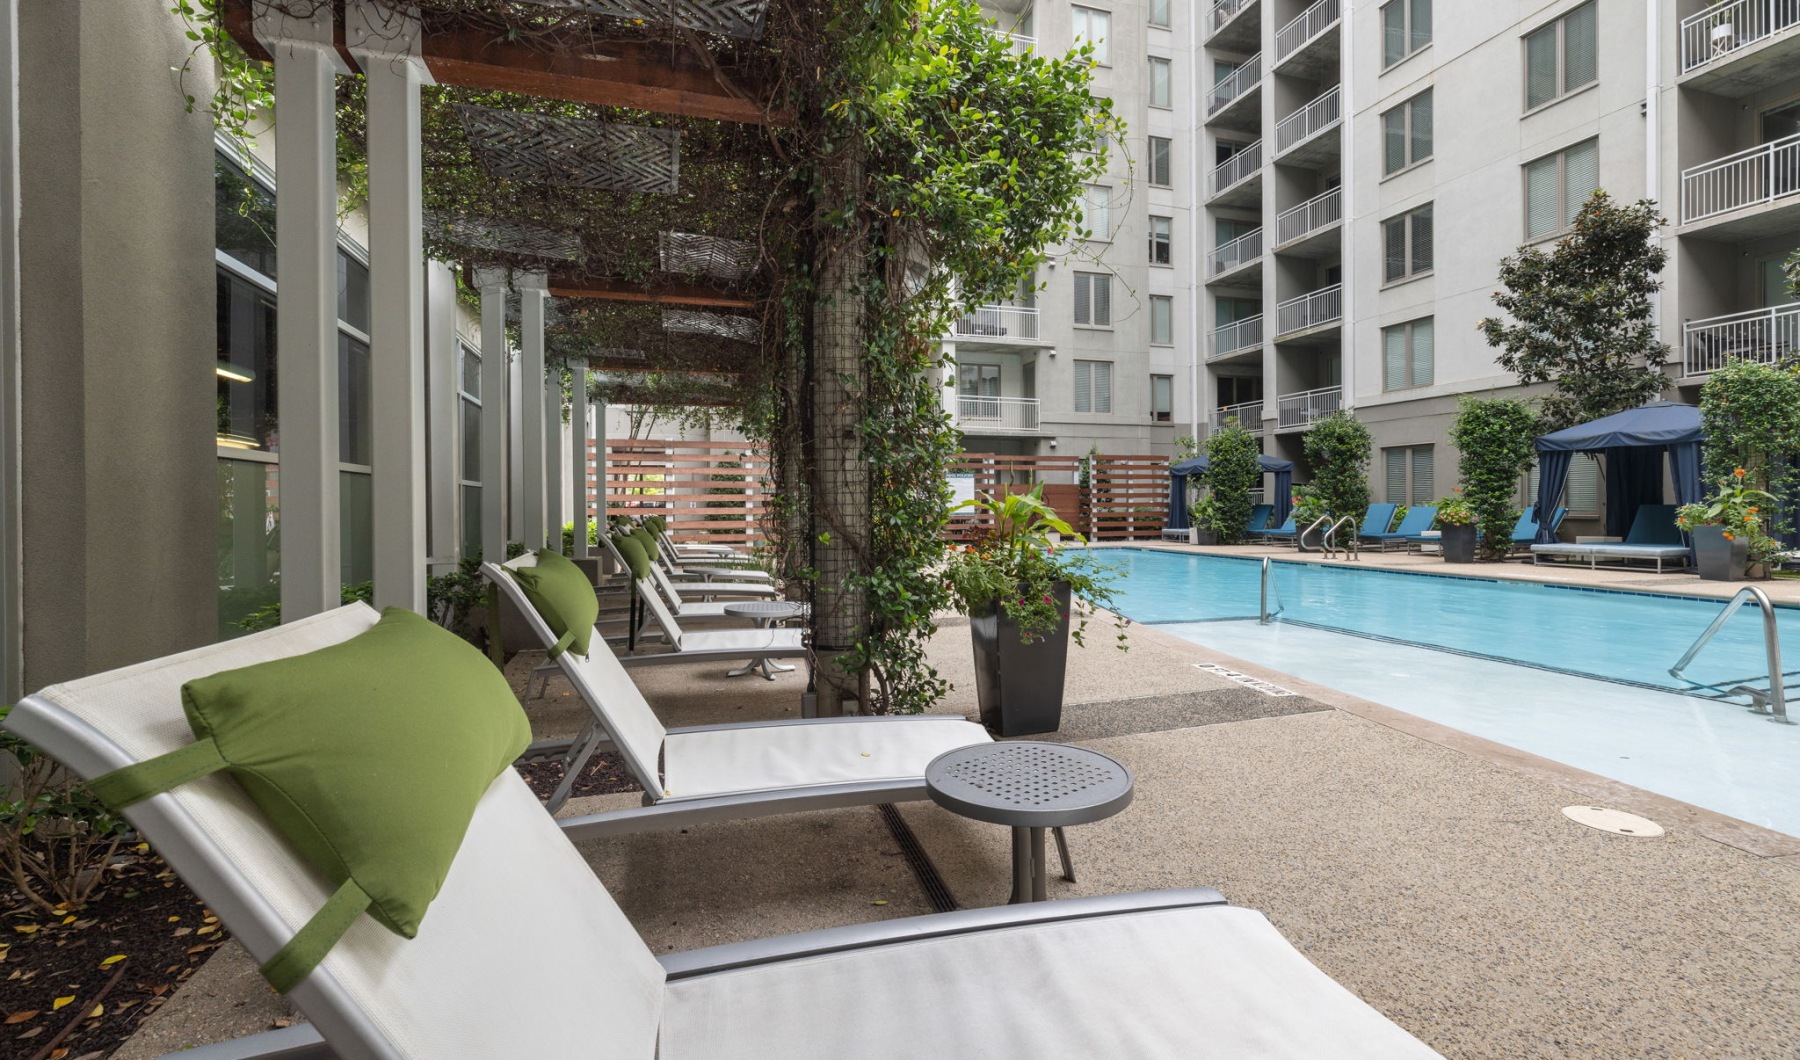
left=612, top=532, right=652, bottom=580
left=88, top=607, right=530, bottom=993
left=630, top=527, right=661, bottom=562
left=508, top=549, right=598, bottom=658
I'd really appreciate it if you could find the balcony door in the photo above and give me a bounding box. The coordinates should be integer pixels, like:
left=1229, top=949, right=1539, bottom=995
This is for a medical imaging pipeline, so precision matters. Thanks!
left=1763, top=101, right=1800, bottom=197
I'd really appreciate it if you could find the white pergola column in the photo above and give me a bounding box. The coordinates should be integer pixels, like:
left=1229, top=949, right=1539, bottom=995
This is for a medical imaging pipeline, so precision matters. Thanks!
left=517, top=273, right=548, bottom=551
left=592, top=392, right=608, bottom=555
left=545, top=368, right=563, bottom=543
left=255, top=6, right=348, bottom=621
left=349, top=2, right=429, bottom=611
left=0, top=0, right=19, bottom=702
left=476, top=269, right=510, bottom=562
left=569, top=366, right=589, bottom=558
left=424, top=262, right=458, bottom=562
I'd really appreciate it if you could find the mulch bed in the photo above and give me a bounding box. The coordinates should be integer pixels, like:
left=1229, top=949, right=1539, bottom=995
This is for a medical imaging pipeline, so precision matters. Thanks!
left=513, top=749, right=644, bottom=800
left=0, top=851, right=233, bottom=1060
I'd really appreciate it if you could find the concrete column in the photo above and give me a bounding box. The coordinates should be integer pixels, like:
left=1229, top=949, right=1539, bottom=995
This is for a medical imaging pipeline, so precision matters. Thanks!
left=0, top=0, right=19, bottom=701
left=476, top=269, right=509, bottom=562
left=425, top=261, right=458, bottom=562
left=16, top=0, right=215, bottom=687
left=255, top=6, right=348, bottom=620
left=545, top=367, right=563, bottom=544
left=593, top=394, right=608, bottom=544
left=570, top=366, right=589, bottom=558
left=349, top=2, right=429, bottom=610
left=518, top=274, right=548, bottom=550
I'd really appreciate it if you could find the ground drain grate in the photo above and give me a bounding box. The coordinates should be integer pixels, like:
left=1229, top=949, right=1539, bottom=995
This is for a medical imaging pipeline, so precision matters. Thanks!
left=1561, top=805, right=1665, bottom=837
left=1193, top=663, right=1297, bottom=697
left=879, top=803, right=958, bottom=913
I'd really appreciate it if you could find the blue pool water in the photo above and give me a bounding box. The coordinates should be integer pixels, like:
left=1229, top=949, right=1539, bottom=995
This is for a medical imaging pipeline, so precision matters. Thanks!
left=1102, top=549, right=1800, bottom=699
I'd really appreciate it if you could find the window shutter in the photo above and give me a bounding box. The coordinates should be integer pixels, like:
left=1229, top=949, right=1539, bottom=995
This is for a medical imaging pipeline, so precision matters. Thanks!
left=1526, top=25, right=1558, bottom=108
left=1410, top=0, right=1431, bottom=51
left=1385, top=448, right=1407, bottom=503
left=1411, top=448, right=1435, bottom=506
left=1410, top=91, right=1433, bottom=163
left=1567, top=453, right=1600, bottom=516
left=1383, top=1, right=1405, bottom=66
left=1563, top=140, right=1599, bottom=227
left=1092, top=275, right=1111, bottom=326
left=1150, top=59, right=1171, bottom=108
left=1150, top=137, right=1171, bottom=185
left=1412, top=207, right=1433, bottom=274
left=1074, top=360, right=1092, bottom=413
left=1563, top=4, right=1597, bottom=90
left=1151, top=295, right=1172, bottom=344
left=1383, top=108, right=1406, bottom=173
left=1383, top=217, right=1406, bottom=283
left=1074, top=272, right=1092, bottom=325
left=1525, top=155, right=1558, bottom=237
left=1384, top=326, right=1407, bottom=390
left=1085, top=186, right=1110, bottom=239
left=1094, top=361, right=1113, bottom=413
left=1410, top=319, right=1434, bottom=387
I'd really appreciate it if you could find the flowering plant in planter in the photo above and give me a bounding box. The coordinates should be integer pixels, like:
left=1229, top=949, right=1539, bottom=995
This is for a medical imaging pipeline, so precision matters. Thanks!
left=1290, top=485, right=1327, bottom=528
left=943, top=486, right=1127, bottom=648
left=1432, top=488, right=1477, bottom=526
left=1675, top=468, right=1775, bottom=540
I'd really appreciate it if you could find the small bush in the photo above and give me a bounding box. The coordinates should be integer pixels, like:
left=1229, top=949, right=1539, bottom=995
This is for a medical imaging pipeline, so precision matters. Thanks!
left=1200, top=426, right=1262, bottom=543
left=1302, top=411, right=1371, bottom=519
left=1448, top=397, right=1539, bottom=559
left=0, top=708, right=129, bottom=914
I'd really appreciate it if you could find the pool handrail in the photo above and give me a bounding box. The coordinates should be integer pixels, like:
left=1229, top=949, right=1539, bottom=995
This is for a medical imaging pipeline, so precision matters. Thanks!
left=1301, top=514, right=1333, bottom=552
left=1322, top=515, right=1360, bottom=561
left=1259, top=557, right=1283, bottom=624
left=1668, top=585, right=1792, bottom=724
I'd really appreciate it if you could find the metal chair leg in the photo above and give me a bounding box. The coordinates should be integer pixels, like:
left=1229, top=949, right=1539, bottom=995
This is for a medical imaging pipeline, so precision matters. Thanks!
left=1053, top=826, right=1075, bottom=883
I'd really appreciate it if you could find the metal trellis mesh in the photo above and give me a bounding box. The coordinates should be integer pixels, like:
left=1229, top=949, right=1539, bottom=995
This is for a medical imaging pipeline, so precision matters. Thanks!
left=456, top=105, right=681, bottom=194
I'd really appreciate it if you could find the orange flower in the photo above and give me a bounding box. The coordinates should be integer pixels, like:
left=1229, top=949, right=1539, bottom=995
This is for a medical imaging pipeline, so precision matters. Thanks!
left=1724, top=532, right=1736, bottom=540
left=1734, top=468, right=1748, bottom=478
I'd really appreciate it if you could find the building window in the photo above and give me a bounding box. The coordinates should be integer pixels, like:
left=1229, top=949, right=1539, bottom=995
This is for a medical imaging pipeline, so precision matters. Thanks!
left=1524, top=138, right=1598, bottom=239
left=457, top=342, right=482, bottom=560
left=958, top=363, right=1001, bottom=396
left=1148, top=136, right=1172, bottom=186
left=1074, top=359, right=1114, bottom=413
left=1384, top=446, right=1435, bottom=507
left=1381, top=0, right=1431, bottom=68
left=1072, top=5, right=1110, bottom=65
left=1150, top=294, right=1174, bottom=345
left=1151, top=374, right=1173, bottom=422
left=1382, top=204, right=1434, bottom=283
left=1074, top=272, right=1112, bottom=326
left=1149, top=215, right=1173, bottom=265
left=1382, top=317, right=1434, bottom=391
left=1083, top=184, right=1111, bottom=240
left=1525, top=2, right=1597, bottom=110
left=1148, top=57, right=1172, bottom=108
left=1527, top=453, right=1601, bottom=517
left=1148, top=0, right=1170, bottom=29
left=1382, top=89, right=1433, bottom=175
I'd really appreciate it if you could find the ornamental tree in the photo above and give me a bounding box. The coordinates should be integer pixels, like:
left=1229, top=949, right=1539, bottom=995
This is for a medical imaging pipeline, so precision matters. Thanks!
left=1448, top=397, right=1539, bottom=560
left=1698, top=360, right=1800, bottom=556
left=1200, top=425, right=1261, bottom=544
left=1301, top=411, right=1371, bottom=519
left=1477, top=191, right=1669, bottom=433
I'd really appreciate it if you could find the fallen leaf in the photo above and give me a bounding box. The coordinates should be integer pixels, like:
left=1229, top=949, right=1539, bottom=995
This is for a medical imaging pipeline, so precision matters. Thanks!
left=151, top=985, right=168, bottom=997
left=166, top=917, right=180, bottom=923
left=16, top=1025, right=42, bottom=1038
left=59, top=916, right=74, bottom=925
left=271, top=1017, right=292, bottom=1029
left=3, top=1011, right=35, bottom=1024
left=86, top=1003, right=102, bottom=1018
left=11, top=926, right=36, bottom=935
left=99, top=955, right=126, bottom=968
left=186, top=945, right=209, bottom=955
left=134, top=843, right=149, bottom=853
left=196, top=924, right=218, bottom=936
left=871, top=900, right=888, bottom=906
left=171, top=928, right=191, bottom=937
left=51, top=996, right=73, bottom=1011
left=49, top=1047, right=67, bottom=1059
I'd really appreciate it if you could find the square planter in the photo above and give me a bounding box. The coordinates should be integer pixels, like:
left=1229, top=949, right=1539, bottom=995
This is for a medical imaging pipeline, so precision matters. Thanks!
left=1440, top=524, right=1477, bottom=563
left=1692, top=525, right=1746, bottom=581
left=969, top=582, right=1071, bottom=737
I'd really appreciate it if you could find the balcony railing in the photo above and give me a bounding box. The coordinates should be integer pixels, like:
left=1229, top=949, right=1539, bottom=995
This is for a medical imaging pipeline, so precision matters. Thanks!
left=1681, top=131, right=1800, bottom=223
left=1276, top=386, right=1341, bottom=430
left=1207, top=52, right=1262, bottom=115
left=1211, top=314, right=1263, bottom=358
left=1275, top=0, right=1340, bottom=62
left=1683, top=304, right=1800, bottom=375
left=950, top=303, right=1039, bottom=341
left=1274, top=85, right=1341, bottom=156
left=1211, top=401, right=1265, bottom=435
left=1276, top=283, right=1341, bottom=336
left=1210, top=227, right=1263, bottom=277
left=1275, top=186, right=1341, bottom=245
left=1681, top=0, right=1800, bottom=74
left=954, top=395, right=1040, bottom=433
left=1211, top=0, right=1252, bottom=33
left=1211, top=139, right=1262, bottom=196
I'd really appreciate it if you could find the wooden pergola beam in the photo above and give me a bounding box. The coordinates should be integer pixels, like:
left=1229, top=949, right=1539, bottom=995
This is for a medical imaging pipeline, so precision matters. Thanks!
left=550, top=275, right=757, bottom=309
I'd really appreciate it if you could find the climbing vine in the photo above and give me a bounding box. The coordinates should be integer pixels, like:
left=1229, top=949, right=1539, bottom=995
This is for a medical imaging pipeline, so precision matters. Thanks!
left=171, top=0, right=275, bottom=151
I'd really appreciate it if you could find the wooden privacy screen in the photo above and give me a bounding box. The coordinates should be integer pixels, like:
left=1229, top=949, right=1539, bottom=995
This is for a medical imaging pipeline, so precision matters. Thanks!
left=1085, top=455, right=1170, bottom=540
left=950, top=453, right=1167, bottom=541
left=596, top=439, right=770, bottom=545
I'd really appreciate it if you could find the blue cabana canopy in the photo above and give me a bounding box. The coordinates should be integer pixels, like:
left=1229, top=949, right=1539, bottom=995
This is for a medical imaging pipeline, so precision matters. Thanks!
left=1532, top=402, right=1704, bottom=543
left=1167, top=454, right=1295, bottom=531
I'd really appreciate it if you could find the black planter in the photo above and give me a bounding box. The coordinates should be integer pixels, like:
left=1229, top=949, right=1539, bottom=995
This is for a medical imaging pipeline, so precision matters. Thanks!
left=1692, top=525, right=1746, bottom=581
left=1441, top=524, right=1477, bottom=563
left=969, top=581, right=1072, bottom=737
left=1191, top=527, right=1218, bottom=546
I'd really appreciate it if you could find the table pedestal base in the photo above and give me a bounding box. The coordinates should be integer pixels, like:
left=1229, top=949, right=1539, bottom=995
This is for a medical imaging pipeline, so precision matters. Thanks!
left=1008, top=825, right=1075, bottom=903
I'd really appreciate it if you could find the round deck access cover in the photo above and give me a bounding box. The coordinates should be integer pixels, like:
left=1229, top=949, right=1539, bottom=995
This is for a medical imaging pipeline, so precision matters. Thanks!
left=1561, top=805, right=1665, bottom=837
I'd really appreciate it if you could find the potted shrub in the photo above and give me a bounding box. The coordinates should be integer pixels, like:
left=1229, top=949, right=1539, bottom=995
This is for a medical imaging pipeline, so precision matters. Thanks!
left=944, top=487, right=1126, bottom=736
left=1676, top=469, right=1774, bottom=581
left=1188, top=492, right=1220, bottom=546
left=1432, top=490, right=1478, bottom=563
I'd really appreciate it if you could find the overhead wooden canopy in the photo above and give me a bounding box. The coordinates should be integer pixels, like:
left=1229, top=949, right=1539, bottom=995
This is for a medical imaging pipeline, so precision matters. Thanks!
left=549, top=274, right=755, bottom=309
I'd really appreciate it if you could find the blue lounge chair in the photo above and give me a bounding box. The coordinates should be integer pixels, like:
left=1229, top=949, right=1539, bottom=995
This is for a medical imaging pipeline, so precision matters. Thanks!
left=1364, top=505, right=1437, bottom=551
left=1532, top=504, right=1689, bottom=572
left=1244, top=503, right=1274, bottom=534
left=1253, top=512, right=1297, bottom=543
left=1509, top=505, right=1568, bottom=549
left=1356, top=503, right=1399, bottom=540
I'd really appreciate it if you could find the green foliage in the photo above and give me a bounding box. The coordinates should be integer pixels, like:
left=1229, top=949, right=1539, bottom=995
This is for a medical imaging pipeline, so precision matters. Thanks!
left=561, top=521, right=603, bottom=554
left=234, top=583, right=375, bottom=634
left=1199, top=425, right=1261, bottom=544
left=426, top=557, right=492, bottom=648
left=942, top=487, right=1126, bottom=649
left=1301, top=411, right=1371, bottom=519
left=170, top=0, right=274, bottom=150
left=1448, top=396, right=1540, bottom=560
left=1478, top=192, right=1669, bottom=432
left=1700, top=359, right=1800, bottom=506
left=1290, top=485, right=1327, bottom=530
left=1172, top=435, right=1200, bottom=460
left=1676, top=468, right=1775, bottom=537
left=0, top=706, right=130, bottom=914
left=1432, top=489, right=1476, bottom=526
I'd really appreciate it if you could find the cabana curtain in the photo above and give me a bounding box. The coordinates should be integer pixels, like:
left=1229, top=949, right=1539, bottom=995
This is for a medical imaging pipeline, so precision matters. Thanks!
left=1167, top=455, right=1295, bottom=530
left=1533, top=402, right=1705, bottom=544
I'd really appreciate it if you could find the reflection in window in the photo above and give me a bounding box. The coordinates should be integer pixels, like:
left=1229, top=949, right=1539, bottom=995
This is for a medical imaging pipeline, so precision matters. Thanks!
left=216, top=272, right=279, bottom=451
left=217, top=460, right=279, bottom=638
left=215, top=157, right=276, bottom=279
left=338, top=333, right=372, bottom=466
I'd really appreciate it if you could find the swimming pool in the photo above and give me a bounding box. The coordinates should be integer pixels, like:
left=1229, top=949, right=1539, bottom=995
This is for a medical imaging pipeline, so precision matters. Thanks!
left=1104, top=548, right=1800, bottom=699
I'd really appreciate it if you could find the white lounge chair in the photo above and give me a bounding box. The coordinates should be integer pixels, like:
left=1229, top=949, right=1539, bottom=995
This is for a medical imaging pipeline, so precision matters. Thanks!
left=601, top=533, right=778, bottom=607
left=6, top=606, right=1444, bottom=1059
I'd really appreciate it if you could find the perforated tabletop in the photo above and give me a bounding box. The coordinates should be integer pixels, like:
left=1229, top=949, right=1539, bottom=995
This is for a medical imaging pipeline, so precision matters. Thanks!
left=924, top=742, right=1134, bottom=828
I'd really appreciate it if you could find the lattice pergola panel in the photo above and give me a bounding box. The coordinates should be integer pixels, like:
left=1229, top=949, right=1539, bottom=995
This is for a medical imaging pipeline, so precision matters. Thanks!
left=518, top=0, right=770, bottom=40
left=457, top=105, right=680, bottom=194
left=664, top=308, right=757, bottom=343
left=659, top=230, right=756, bottom=280
left=432, top=215, right=586, bottom=262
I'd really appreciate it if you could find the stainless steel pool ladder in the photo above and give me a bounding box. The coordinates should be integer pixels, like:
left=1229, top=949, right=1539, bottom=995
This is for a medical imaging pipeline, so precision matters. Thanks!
left=1302, top=514, right=1333, bottom=553
left=1259, top=557, right=1283, bottom=624
left=1668, top=586, right=1792, bottom=724
left=1321, top=515, right=1360, bottom=561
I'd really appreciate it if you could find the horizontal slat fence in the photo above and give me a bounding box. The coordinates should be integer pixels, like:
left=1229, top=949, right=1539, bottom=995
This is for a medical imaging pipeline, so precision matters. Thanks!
left=1086, top=455, right=1170, bottom=540
left=594, top=439, right=771, bottom=546
left=949, top=452, right=1168, bottom=541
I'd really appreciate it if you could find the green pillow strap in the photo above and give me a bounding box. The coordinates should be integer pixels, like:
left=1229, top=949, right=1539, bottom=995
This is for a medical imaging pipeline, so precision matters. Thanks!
left=548, top=629, right=577, bottom=660
left=89, top=745, right=373, bottom=994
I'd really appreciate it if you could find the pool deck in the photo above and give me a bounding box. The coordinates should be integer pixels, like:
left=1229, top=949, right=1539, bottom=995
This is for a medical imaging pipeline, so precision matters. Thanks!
left=113, top=589, right=1800, bottom=1059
